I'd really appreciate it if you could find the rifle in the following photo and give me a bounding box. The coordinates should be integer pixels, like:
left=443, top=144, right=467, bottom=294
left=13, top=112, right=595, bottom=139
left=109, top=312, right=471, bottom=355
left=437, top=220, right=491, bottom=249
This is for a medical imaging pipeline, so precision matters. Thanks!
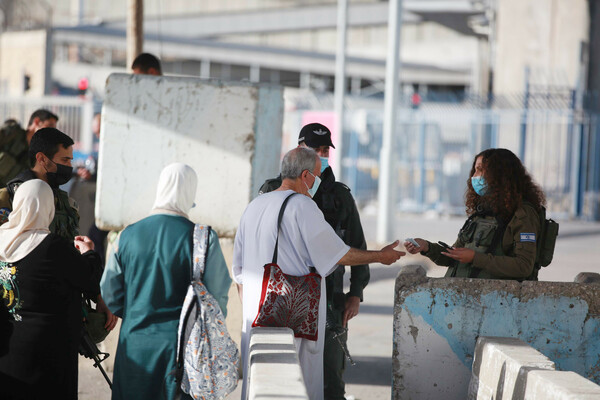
left=79, top=325, right=113, bottom=388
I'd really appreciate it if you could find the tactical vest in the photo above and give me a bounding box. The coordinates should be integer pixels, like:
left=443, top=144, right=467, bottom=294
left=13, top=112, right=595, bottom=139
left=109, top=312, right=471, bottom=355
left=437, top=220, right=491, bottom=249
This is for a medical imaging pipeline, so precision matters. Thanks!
left=5, top=180, right=80, bottom=241
left=50, top=189, right=80, bottom=241
left=0, top=123, right=29, bottom=187
left=445, top=214, right=507, bottom=279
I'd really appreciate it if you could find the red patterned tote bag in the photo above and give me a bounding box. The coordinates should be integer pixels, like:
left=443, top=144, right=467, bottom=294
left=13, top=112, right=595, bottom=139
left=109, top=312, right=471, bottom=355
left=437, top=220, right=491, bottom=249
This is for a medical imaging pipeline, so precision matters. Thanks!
left=252, top=193, right=322, bottom=341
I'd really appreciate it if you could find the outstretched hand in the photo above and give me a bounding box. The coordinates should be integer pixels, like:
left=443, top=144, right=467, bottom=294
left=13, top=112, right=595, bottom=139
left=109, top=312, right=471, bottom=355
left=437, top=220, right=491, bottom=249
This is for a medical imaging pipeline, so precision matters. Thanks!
left=403, top=238, right=428, bottom=254
left=379, top=240, right=405, bottom=265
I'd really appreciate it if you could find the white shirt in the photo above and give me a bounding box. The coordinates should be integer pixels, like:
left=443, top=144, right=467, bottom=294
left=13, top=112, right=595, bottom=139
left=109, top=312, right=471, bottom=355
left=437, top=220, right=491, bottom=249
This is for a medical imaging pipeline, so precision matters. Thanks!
left=232, top=189, right=350, bottom=400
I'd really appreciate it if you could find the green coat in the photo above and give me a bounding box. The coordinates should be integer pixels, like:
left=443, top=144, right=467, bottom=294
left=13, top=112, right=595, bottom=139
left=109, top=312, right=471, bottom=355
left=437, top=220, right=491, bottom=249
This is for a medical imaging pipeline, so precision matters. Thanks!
left=423, top=203, right=541, bottom=280
left=100, top=214, right=232, bottom=400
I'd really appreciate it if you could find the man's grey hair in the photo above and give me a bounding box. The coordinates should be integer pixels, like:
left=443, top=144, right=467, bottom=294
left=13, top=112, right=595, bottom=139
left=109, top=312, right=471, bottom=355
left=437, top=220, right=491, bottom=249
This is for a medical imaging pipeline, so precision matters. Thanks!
left=281, top=147, right=318, bottom=180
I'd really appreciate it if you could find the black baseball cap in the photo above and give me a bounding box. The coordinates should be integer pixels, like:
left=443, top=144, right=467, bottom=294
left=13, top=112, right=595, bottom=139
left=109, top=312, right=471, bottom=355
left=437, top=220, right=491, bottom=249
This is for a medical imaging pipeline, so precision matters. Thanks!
left=297, top=122, right=335, bottom=149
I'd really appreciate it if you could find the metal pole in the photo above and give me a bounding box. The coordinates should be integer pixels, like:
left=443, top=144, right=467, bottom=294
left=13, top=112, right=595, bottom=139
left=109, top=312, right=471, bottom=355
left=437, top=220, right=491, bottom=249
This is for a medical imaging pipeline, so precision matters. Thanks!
left=127, top=0, right=144, bottom=70
left=519, top=66, right=530, bottom=161
left=377, top=0, right=403, bottom=244
left=333, top=0, right=348, bottom=180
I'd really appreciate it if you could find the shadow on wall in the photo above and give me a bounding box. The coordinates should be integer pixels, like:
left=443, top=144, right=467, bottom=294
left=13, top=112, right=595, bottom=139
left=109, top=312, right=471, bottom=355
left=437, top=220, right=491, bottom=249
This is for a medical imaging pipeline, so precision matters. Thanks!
left=345, top=356, right=392, bottom=386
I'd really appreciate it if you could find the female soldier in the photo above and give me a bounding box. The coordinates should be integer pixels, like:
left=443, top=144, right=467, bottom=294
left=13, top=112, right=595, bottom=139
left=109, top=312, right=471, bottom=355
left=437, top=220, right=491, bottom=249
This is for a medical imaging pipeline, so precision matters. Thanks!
left=404, top=148, right=546, bottom=280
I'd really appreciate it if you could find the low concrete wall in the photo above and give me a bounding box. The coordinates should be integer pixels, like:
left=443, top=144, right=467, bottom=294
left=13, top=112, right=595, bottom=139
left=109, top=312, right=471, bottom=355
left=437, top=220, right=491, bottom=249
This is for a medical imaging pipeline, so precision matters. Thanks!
left=392, top=266, right=600, bottom=400
left=515, top=370, right=600, bottom=399
left=469, top=337, right=600, bottom=400
left=468, top=337, right=555, bottom=400
left=247, top=327, right=308, bottom=400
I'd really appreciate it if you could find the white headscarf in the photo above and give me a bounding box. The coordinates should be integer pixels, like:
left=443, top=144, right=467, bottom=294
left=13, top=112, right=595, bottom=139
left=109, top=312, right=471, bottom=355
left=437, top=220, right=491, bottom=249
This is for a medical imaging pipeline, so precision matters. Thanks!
left=151, top=163, right=198, bottom=218
left=0, top=179, right=55, bottom=263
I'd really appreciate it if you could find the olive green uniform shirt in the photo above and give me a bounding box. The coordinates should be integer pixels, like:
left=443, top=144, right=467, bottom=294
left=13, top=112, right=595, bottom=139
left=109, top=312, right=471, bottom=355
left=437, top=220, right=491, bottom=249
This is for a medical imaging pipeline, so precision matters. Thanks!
left=423, top=203, right=541, bottom=280
left=0, top=169, right=80, bottom=240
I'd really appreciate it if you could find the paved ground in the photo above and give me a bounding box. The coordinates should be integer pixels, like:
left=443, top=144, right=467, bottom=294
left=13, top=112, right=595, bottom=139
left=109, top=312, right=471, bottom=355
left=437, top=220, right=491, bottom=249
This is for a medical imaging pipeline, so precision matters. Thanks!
left=79, top=213, right=600, bottom=399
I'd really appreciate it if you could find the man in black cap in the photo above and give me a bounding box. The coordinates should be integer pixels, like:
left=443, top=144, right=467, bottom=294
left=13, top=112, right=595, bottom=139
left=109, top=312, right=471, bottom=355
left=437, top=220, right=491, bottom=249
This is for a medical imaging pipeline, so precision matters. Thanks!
left=260, top=122, right=369, bottom=400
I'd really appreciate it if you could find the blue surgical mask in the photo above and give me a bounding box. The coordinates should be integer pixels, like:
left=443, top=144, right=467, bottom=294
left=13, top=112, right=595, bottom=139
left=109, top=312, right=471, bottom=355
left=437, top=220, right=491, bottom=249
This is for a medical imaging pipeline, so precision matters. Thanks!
left=319, top=157, right=329, bottom=173
left=471, top=176, right=487, bottom=196
left=305, top=171, right=321, bottom=198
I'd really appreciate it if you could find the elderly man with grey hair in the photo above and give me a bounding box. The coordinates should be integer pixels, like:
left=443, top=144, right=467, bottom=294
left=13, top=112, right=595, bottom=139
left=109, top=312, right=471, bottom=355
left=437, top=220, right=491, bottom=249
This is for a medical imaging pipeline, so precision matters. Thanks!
left=233, top=147, right=404, bottom=400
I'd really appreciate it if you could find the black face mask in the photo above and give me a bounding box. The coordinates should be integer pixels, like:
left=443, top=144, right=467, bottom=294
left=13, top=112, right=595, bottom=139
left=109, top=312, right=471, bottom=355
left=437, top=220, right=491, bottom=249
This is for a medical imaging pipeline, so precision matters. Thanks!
left=45, top=158, right=73, bottom=188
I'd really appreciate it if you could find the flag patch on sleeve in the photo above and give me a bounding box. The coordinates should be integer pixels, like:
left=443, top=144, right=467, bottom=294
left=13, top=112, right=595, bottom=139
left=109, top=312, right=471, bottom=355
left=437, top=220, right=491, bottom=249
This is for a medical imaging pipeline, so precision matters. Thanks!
left=520, top=233, right=536, bottom=242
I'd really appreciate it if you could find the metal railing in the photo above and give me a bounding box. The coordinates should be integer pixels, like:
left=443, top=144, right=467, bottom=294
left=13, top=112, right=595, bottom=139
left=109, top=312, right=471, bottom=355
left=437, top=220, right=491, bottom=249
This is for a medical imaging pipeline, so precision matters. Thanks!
left=0, top=95, right=95, bottom=159
left=284, top=95, right=600, bottom=221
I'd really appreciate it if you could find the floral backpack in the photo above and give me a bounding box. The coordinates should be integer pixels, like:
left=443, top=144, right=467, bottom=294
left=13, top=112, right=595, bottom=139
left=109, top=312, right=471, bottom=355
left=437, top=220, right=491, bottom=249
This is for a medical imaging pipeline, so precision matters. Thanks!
left=175, top=224, right=239, bottom=400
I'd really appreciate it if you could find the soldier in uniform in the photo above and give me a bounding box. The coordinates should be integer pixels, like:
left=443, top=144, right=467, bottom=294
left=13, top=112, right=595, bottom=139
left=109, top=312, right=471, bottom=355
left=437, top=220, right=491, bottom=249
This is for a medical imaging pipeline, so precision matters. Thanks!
left=404, top=148, right=546, bottom=281
left=26, top=109, right=59, bottom=144
left=0, top=127, right=118, bottom=330
left=0, top=128, right=79, bottom=236
left=259, top=123, right=369, bottom=400
left=0, top=119, right=29, bottom=188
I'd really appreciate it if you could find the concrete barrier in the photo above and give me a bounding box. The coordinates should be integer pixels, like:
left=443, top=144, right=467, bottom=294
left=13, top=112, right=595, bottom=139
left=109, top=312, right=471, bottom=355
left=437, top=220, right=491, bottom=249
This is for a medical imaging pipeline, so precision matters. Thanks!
left=468, top=337, right=600, bottom=400
left=392, top=266, right=600, bottom=400
left=247, top=327, right=308, bottom=400
left=468, top=336, right=555, bottom=399
left=513, top=370, right=600, bottom=399
left=97, top=73, right=283, bottom=235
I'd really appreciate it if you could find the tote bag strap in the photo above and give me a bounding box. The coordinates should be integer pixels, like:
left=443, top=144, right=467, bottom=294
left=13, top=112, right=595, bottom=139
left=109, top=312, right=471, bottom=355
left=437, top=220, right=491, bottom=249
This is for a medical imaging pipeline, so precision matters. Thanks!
left=192, top=224, right=211, bottom=282
left=272, top=193, right=297, bottom=264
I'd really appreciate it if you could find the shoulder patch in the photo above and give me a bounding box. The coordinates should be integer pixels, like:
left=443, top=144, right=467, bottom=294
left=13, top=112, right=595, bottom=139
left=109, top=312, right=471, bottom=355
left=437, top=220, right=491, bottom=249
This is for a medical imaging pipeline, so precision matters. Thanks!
left=520, top=232, right=536, bottom=243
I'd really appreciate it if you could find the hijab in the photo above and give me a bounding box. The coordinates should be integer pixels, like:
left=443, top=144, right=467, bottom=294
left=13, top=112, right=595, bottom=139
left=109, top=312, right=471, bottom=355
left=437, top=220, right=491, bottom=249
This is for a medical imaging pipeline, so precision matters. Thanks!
left=0, top=179, right=55, bottom=263
left=151, top=163, right=198, bottom=218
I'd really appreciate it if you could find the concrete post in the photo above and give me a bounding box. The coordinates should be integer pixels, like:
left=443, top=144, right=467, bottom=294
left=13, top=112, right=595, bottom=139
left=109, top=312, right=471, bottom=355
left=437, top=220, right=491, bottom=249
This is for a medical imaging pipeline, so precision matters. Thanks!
left=126, top=0, right=143, bottom=70
left=333, top=0, right=348, bottom=180
left=377, top=0, right=403, bottom=244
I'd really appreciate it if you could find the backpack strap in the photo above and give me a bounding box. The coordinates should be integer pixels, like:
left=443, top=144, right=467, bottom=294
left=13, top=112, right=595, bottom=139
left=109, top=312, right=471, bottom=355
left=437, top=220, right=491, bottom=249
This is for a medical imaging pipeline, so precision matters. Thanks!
left=271, top=193, right=297, bottom=264
left=192, top=224, right=211, bottom=282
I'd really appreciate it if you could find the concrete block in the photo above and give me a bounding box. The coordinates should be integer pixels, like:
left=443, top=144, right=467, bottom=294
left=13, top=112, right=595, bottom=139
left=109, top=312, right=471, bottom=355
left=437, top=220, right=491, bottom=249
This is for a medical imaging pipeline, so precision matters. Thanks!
left=392, top=274, right=600, bottom=400
left=247, top=327, right=308, bottom=400
left=515, top=370, right=600, bottom=400
left=574, top=272, right=600, bottom=284
left=97, top=73, right=283, bottom=236
left=398, top=264, right=427, bottom=278
left=468, top=336, right=555, bottom=400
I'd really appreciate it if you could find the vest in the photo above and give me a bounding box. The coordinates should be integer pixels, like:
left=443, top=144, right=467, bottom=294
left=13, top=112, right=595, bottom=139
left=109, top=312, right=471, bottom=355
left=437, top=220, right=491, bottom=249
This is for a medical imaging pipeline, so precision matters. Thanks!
left=0, top=123, right=29, bottom=187
left=50, top=188, right=80, bottom=241
left=445, top=214, right=506, bottom=279
left=4, top=174, right=80, bottom=241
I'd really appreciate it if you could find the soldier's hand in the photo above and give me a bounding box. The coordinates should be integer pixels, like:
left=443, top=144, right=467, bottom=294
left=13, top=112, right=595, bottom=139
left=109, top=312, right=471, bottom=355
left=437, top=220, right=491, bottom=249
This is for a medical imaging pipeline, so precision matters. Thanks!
left=96, top=294, right=119, bottom=331
left=343, top=296, right=361, bottom=327
left=442, top=247, right=475, bottom=263
left=378, top=240, right=405, bottom=265
left=403, top=238, right=428, bottom=254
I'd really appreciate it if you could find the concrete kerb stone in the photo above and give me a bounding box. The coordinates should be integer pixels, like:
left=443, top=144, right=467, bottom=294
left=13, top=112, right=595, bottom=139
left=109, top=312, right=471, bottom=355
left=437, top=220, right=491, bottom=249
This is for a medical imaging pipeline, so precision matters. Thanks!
left=247, top=327, right=308, bottom=400
left=514, top=370, right=600, bottom=400
left=392, top=266, right=600, bottom=400
left=467, top=336, right=555, bottom=400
